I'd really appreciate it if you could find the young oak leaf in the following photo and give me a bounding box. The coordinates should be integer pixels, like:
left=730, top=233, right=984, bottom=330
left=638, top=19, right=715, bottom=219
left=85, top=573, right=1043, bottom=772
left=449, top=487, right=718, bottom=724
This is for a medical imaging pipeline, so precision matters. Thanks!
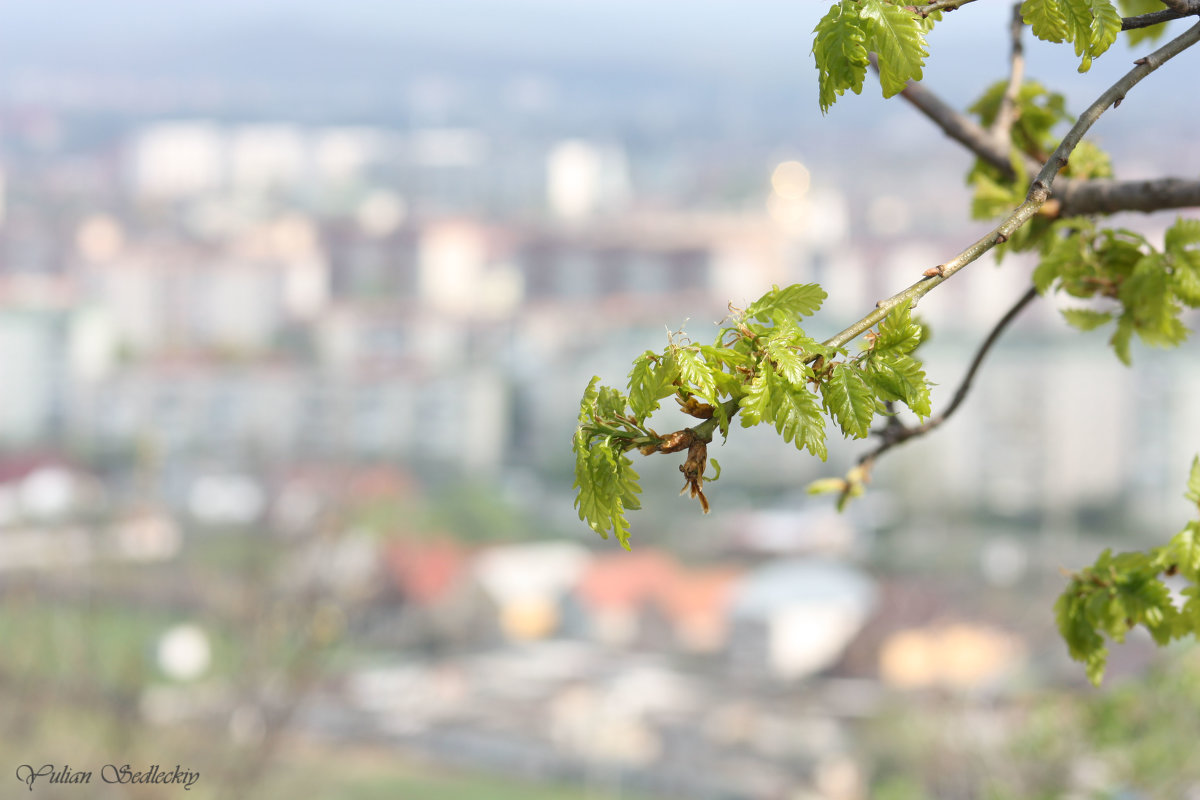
left=1086, top=0, right=1122, bottom=69
left=745, top=283, right=827, bottom=323
left=738, top=365, right=774, bottom=427
left=1060, top=308, right=1114, bottom=331
left=813, top=1, right=871, bottom=113
left=1022, top=0, right=1068, bottom=43
left=764, top=335, right=809, bottom=386
left=1165, top=217, right=1200, bottom=306
left=769, top=378, right=828, bottom=460
left=627, top=350, right=680, bottom=419
left=573, top=436, right=642, bottom=549
left=673, top=346, right=718, bottom=401
left=874, top=300, right=923, bottom=355
left=859, top=0, right=929, bottom=98
left=1187, top=455, right=1200, bottom=507
left=1165, top=521, right=1200, bottom=582
left=866, top=353, right=932, bottom=419
left=1055, top=587, right=1108, bottom=685
left=820, top=363, right=875, bottom=439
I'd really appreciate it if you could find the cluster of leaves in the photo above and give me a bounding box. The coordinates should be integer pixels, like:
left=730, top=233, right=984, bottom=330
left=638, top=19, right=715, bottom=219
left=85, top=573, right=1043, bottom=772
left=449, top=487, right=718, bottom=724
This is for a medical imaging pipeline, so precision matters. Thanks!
left=812, top=0, right=937, bottom=113
left=966, top=79, right=1112, bottom=252
left=573, top=286, right=930, bottom=547
left=1056, top=457, right=1200, bottom=684
left=1034, top=217, right=1200, bottom=363
left=1021, top=0, right=1123, bottom=71
left=813, top=0, right=1165, bottom=116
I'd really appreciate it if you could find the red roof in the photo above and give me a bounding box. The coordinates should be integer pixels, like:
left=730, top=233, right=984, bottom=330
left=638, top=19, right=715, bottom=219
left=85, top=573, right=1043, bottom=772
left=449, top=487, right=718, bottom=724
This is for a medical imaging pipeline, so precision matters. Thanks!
left=0, top=454, right=80, bottom=485
left=576, top=550, right=678, bottom=612
left=383, top=540, right=470, bottom=606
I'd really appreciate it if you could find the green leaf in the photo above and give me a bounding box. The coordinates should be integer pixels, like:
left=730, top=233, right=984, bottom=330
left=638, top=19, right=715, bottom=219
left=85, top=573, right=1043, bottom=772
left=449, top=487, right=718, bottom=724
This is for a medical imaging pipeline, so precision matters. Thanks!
left=745, top=283, right=827, bottom=323
left=866, top=353, right=932, bottom=419
left=1060, top=308, right=1114, bottom=331
left=859, top=0, right=929, bottom=98
left=1165, top=216, right=1200, bottom=254
left=1187, top=456, right=1200, bottom=508
left=1166, top=521, right=1200, bottom=581
left=573, top=379, right=644, bottom=547
left=627, top=351, right=679, bottom=419
left=1055, top=587, right=1108, bottom=685
left=1166, top=217, right=1200, bottom=306
left=1116, top=572, right=1177, bottom=645
left=764, top=336, right=809, bottom=386
left=807, top=477, right=849, bottom=496
left=813, top=1, right=871, bottom=113
left=1110, top=314, right=1135, bottom=365
left=741, top=364, right=827, bottom=460
left=1023, top=0, right=1120, bottom=71
left=577, top=376, right=601, bottom=423
left=1032, top=225, right=1089, bottom=293
left=970, top=170, right=1024, bottom=222
left=1121, top=253, right=1189, bottom=349
left=1022, top=0, right=1068, bottom=43
left=1178, top=585, right=1200, bottom=639
left=771, top=377, right=828, bottom=460
left=738, top=371, right=772, bottom=427
left=1085, top=0, right=1122, bottom=70
left=1068, top=140, right=1113, bottom=179
left=673, top=346, right=718, bottom=400
left=572, top=434, right=643, bottom=549
left=820, top=363, right=876, bottom=439
left=874, top=300, right=923, bottom=354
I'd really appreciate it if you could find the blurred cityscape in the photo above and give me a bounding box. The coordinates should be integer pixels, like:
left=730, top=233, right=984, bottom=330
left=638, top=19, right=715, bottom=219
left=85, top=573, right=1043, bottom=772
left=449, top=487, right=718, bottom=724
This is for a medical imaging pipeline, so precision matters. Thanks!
left=2, top=3, right=1200, bottom=799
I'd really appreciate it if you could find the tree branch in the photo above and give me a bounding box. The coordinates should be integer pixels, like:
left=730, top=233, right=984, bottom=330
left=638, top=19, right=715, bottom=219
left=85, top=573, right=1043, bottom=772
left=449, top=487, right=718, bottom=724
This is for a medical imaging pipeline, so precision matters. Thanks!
left=1027, top=21, right=1200, bottom=200
left=1057, top=176, right=1200, bottom=216
left=856, top=285, right=1039, bottom=470
left=1159, top=0, right=1200, bottom=16
left=894, top=73, right=1039, bottom=181
left=667, top=22, right=1200, bottom=459
left=992, top=3, right=1027, bottom=145
left=1123, top=8, right=1191, bottom=30
left=890, top=19, right=1200, bottom=218
left=823, top=20, right=1200, bottom=400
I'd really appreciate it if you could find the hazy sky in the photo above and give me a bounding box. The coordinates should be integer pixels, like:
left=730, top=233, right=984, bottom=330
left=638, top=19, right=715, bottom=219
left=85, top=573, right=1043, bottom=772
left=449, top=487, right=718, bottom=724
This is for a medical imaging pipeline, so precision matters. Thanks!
left=0, top=2, right=1191, bottom=124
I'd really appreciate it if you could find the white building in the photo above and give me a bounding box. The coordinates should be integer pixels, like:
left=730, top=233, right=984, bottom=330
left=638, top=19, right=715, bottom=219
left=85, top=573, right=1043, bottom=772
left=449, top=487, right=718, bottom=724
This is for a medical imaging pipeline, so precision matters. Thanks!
left=128, top=121, right=224, bottom=200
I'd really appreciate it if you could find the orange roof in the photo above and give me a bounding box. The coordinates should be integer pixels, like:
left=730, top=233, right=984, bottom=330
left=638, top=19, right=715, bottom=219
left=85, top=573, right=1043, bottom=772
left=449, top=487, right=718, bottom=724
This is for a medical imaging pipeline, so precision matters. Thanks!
left=656, top=567, right=742, bottom=624
left=384, top=540, right=469, bottom=606
left=347, top=465, right=417, bottom=500
left=576, top=550, right=678, bottom=612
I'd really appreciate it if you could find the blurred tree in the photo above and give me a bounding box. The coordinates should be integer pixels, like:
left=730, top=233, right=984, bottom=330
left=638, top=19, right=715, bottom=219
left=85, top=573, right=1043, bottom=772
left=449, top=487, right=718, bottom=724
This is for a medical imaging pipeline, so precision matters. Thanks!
left=572, top=0, right=1200, bottom=684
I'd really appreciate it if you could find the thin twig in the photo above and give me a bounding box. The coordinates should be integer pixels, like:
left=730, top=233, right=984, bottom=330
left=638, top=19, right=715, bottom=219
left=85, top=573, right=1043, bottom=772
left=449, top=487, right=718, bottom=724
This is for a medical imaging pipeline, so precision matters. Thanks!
left=856, top=285, right=1039, bottom=469
left=906, top=0, right=978, bottom=17
left=1123, top=8, right=1190, bottom=29
left=992, top=3, right=1026, bottom=145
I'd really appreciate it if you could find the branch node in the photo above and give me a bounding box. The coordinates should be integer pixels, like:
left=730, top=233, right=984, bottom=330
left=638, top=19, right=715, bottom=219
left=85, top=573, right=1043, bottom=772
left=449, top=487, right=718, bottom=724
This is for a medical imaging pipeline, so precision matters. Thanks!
left=995, top=231, right=1009, bottom=244
left=923, top=266, right=945, bottom=278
